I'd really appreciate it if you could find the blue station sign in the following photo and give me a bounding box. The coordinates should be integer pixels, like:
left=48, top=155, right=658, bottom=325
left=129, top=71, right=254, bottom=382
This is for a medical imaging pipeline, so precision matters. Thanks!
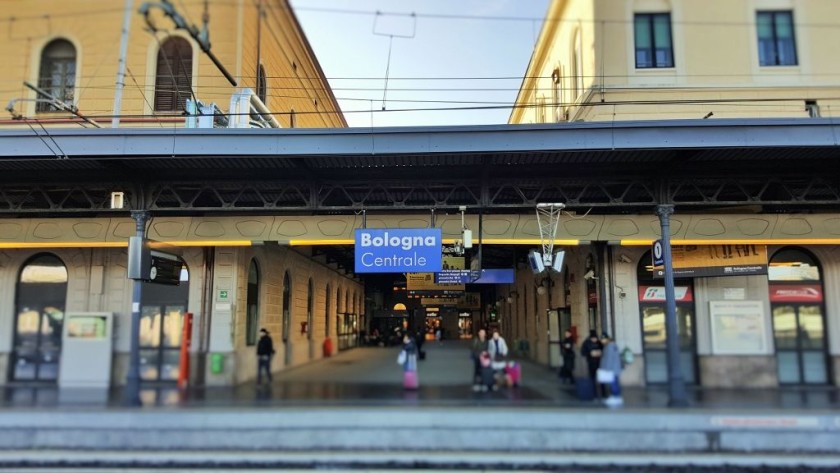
left=355, top=228, right=442, bottom=273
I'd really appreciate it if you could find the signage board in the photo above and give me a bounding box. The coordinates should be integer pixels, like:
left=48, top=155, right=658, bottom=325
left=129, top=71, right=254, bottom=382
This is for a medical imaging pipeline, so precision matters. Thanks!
left=709, top=300, right=768, bottom=355
left=652, top=240, right=664, bottom=266
left=434, top=268, right=515, bottom=284
left=421, top=292, right=481, bottom=309
left=654, top=244, right=768, bottom=278
left=148, top=250, right=184, bottom=286
left=354, top=228, right=442, bottom=273
left=638, top=286, right=693, bottom=302
left=127, top=237, right=184, bottom=285
left=407, top=255, right=464, bottom=291
left=769, top=284, right=823, bottom=303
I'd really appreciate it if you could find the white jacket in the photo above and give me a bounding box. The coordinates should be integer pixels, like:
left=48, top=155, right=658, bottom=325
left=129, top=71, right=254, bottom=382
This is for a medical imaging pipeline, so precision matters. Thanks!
left=488, top=336, right=509, bottom=360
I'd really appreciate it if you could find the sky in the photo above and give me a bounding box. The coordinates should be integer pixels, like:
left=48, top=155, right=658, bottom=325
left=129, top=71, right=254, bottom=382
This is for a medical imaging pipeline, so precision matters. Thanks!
left=290, top=0, right=551, bottom=128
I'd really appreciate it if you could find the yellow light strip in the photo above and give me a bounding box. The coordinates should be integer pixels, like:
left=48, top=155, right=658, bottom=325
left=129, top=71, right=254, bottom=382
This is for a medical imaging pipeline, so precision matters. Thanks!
left=289, top=239, right=355, bottom=246
left=476, top=238, right=580, bottom=246
left=159, top=240, right=253, bottom=247
left=0, top=242, right=128, bottom=249
left=291, top=238, right=580, bottom=246
left=621, top=239, right=840, bottom=246
left=0, top=240, right=254, bottom=249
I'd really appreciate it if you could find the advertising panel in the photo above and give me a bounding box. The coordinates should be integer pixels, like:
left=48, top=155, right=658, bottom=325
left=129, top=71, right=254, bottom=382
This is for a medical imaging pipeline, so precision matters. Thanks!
left=709, top=300, right=768, bottom=355
left=354, top=228, right=442, bottom=273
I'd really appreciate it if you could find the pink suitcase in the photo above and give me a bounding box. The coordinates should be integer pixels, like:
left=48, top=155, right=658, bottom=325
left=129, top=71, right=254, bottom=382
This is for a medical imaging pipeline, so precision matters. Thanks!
left=505, top=362, right=521, bottom=387
left=403, top=370, right=419, bottom=389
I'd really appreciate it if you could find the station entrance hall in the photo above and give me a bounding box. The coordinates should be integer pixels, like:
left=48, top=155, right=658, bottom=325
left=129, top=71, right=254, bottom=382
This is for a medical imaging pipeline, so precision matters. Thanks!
left=1, top=122, right=840, bottom=401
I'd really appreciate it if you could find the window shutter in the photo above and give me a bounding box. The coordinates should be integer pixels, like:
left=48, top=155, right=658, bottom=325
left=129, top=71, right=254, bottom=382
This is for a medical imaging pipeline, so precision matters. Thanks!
left=154, top=37, right=193, bottom=112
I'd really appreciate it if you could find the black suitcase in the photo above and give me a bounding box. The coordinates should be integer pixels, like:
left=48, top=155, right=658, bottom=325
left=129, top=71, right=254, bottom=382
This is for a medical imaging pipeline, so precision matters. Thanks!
left=575, top=377, right=595, bottom=401
left=480, top=366, right=495, bottom=388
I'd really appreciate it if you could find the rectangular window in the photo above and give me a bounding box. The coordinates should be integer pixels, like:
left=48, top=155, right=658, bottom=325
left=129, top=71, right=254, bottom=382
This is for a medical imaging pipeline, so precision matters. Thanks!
left=634, top=13, right=674, bottom=69
left=757, top=11, right=797, bottom=66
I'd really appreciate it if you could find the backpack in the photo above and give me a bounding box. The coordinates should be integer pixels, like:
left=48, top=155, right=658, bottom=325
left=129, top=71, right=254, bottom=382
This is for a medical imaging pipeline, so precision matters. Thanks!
left=621, top=347, right=635, bottom=367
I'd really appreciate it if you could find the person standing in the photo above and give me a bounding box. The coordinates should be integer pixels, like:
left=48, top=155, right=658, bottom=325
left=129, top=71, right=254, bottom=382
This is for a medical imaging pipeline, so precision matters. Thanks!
left=581, top=330, right=603, bottom=397
left=470, top=329, right=489, bottom=391
left=488, top=330, right=509, bottom=362
left=598, top=334, right=624, bottom=406
left=256, top=328, right=275, bottom=384
left=559, top=330, right=576, bottom=384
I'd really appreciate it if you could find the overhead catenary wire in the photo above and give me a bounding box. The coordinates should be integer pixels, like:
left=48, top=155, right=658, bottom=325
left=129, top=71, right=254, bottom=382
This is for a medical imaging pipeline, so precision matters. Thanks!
left=10, top=95, right=840, bottom=123
left=3, top=1, right=840, bottom=29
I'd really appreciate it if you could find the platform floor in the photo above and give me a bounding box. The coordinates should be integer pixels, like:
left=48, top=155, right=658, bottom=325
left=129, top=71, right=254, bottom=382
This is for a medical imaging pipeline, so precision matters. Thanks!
left=2, top=340, right=839, bottom=410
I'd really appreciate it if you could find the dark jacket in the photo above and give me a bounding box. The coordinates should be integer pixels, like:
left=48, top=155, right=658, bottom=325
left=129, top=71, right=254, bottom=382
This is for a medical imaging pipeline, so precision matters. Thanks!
left=581, top=337, right=603, bottom=364
left=561, top=336, right=576, bottom=359
left=470, top=337, right=488, bottom=358
left=257, top=334, right=275, bottom=357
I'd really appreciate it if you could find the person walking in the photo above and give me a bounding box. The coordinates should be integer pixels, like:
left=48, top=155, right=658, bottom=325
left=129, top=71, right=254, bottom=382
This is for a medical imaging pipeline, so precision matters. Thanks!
left=398, top=333, right=419, bottom=389
left=256, top=328, right=275, bottom=384
left=559, top=329, right=576, bottom=384
left=598, top=333, right=624, bottom=406
left=470, top=329, right=489, bottom=391
left=581, top=330, right=603, bottom=397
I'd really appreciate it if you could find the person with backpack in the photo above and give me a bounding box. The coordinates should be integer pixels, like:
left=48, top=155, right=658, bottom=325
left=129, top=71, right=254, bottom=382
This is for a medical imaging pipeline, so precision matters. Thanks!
left=598, top=333, right=624, bottom=407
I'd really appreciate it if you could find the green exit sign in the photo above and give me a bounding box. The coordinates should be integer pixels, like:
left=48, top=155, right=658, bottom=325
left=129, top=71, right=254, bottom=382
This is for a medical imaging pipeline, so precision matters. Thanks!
left=218, top=290, right=229, bottom=301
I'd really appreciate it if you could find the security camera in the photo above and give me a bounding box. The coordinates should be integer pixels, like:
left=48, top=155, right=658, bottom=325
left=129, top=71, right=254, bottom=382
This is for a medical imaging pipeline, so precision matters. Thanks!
left=618, top=254, right=633, bottom=264
left=583, top=269, right=597, bottom=280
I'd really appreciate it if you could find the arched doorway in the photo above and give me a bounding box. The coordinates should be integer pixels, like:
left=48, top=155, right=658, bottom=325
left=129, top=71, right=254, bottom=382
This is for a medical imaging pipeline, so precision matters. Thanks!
left=324, top=284, right=331, bottom=339
left=282, top=271, right=292, bottom=366
left=637, top=251, right=698, bottom=384
left=139, top=265, right=190, bottom=382
left=769, top=247, right=829, bottom=384
left=11, top=254, right=68, bottom=382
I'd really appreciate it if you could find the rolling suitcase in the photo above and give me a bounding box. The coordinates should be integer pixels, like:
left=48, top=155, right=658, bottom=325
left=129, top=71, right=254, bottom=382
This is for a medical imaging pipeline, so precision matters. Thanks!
left=505, top=362, right=521, bottom=387
left=480, top=366, right=495, bottom=389
left=575, top=377, right=595, bottom=401
left=403, top=370, right=419, bottom=390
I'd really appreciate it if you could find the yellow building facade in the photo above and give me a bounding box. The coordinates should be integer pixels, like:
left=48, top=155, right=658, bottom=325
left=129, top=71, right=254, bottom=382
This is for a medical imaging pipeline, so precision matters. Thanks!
left=508, top=1, right=840, bottom=389
left=0, top=0, right=345, bottom=128
left=511, top=0, right=840, bottom=124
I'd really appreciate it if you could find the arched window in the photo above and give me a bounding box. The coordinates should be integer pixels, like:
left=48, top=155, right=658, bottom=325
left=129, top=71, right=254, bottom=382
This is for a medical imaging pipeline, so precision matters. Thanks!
left=257, top=64, right=267, bottom=104
left=636, top=251, right=697, bottom=384
left=769, top=247, right=828, bottom=384
left=12, top=254, right=68, bottom=381
left=307, top=278, right=314, bottom=341
left=140, top=265, right=190, bottom=381
left=154, top=37, right=193, bottom=112
left=37, top=39, right=76, bottom=112
left=324, top=284, right=331, bottom=337
left=571, top=30, right=583, bottom=101
left=282, top=271, right=292, bottom=343
left=245, top=259, right=260, bottom=346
